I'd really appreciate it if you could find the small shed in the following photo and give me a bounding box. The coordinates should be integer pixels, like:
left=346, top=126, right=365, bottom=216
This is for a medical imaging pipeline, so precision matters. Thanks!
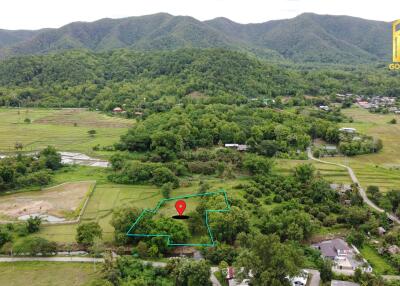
left=113, top=107, right=123, bottom=113
left=169, top=246, right=197, bottom=258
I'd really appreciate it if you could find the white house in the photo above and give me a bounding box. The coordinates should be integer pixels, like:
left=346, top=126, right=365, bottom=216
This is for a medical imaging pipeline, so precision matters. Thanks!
left=339, top=127, right=356, bottom=134
left=225, top=144, right=239, bottom=148
left=313, top=238, right=372, bottom=274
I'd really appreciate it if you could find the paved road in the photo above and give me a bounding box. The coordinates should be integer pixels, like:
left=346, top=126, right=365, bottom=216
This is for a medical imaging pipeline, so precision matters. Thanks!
left=210, top=267, right=222, bottom=286
left=305, top=269, right=320, bottom=286
left=307, top=148, right=400, bottom=224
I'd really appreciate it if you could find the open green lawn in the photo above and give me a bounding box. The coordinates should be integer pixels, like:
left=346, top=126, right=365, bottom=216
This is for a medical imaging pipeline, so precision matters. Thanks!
left=360, top=245, right=397, bottom=275
left=0, top=108, right=133, bottom=157
left=0, top=262, right=100, bottom=286
left=323, top=107, right=400, bottom=192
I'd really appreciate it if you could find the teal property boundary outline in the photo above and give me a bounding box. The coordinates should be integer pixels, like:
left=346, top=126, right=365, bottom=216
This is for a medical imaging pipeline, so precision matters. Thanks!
left=126, top=189, right=230, bottom=247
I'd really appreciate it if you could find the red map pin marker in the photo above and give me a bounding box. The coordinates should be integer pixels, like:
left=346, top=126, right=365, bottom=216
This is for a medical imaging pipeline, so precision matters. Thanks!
left=175, top=200, right=186, bottom=216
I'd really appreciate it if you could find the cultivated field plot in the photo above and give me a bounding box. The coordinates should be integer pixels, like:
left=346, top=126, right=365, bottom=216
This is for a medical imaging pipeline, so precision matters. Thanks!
left=325, top=107, right=400, bottom=192
left=37, top=178, right=245, bottom=243
left=0, top=108, right=133, bottom=155
left=38, top=184, right=160, bottom=242
left=340, top=107, right=400, bottom=166
left=276, top=159, right=351, bottom=184
left=0, top=262, right=100, bottom=286
left=0, top=181, right=94, bottom=221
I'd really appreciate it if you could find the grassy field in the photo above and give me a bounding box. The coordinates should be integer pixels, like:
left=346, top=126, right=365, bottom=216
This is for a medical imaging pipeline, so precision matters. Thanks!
left=360, top=245, right=397, bottom=275
left=323, top=107, right=400, bottom=192
left=0, top=262, right=100, bottom=286
left=0, top=108, right=133, bottom=157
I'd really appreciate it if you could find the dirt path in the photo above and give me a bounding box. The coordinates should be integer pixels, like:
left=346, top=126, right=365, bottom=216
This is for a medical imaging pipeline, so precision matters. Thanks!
left=307, top=148, right=400, bottom=224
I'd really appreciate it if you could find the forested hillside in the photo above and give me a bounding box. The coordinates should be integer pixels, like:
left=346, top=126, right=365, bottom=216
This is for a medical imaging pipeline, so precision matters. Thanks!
left=0, top=49, right=399, bottom=110
left=0, top=13, right=393, bottom=63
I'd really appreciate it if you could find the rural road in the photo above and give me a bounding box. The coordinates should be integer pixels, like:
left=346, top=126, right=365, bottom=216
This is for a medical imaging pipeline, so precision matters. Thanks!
left=305, top=269, right=321, bottom=286
left=210, top=267, right=222, bottom=286
left=307, top=148, right=400, bottom=224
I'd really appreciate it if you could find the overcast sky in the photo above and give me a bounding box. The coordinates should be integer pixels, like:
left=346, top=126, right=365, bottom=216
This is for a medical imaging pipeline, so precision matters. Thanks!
left=1, top=0, right=399, bottom=30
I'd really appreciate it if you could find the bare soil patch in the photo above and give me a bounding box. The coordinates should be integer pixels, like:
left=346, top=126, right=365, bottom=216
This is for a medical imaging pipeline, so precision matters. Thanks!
left=0, top=181, right=94, bottom=220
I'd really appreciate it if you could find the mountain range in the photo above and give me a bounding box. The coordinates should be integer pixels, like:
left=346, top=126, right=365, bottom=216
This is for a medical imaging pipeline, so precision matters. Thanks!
left=0, top=13, right=393, bottom=63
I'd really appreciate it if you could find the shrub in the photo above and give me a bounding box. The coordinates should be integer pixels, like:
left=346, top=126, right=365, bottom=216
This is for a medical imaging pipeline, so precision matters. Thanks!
left=161, top=183, right=173, bottom=199
left=76, top=222, right=102, bottom=246
left=26, top=216, right=41, bottom=233
left=186, top=161, right=217, bottom=175
left=39, top=146, right=62, bottom=170
left=0, top=229, right=12, bottom=247
left=273, top=195, right=283, bottom=203
left=136, top=241, right=148, bottom=258
left=151, top=167, right=179, bottom=187
left=243, top=154, right=274, bottom=175
left=13, top=237, right=57, bottom=256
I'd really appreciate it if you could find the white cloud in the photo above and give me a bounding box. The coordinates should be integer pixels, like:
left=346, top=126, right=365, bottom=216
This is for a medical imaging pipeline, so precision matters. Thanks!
left=0, top=0, right=399, bottom=30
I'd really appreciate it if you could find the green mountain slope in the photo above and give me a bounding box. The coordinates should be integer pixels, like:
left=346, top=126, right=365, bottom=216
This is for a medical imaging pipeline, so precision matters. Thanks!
left=0, top=29, right=42, bottom=49
left=0, top=13, right=392, bottom=63
left=206, top=13, right=392, bottom=63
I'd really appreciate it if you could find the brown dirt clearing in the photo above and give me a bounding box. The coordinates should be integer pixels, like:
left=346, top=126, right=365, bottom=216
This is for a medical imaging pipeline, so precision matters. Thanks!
left=0, top=181, right=94, bottom=219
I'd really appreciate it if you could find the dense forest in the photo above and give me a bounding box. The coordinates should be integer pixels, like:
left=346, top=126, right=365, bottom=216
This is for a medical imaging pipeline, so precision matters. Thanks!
left=114, top=103, right=338, bottom=158
left=0, top=49, right=399, bottom=111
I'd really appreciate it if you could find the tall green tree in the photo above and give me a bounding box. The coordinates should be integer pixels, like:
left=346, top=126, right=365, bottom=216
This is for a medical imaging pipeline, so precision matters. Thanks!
left=235, top=234, right=303, bottom=286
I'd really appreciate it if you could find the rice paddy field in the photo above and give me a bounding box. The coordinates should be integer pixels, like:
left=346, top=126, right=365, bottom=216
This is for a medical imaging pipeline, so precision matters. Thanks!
left=0, top=108, right=133, bottom=157
left=323, top=107, right=400, bottom=192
